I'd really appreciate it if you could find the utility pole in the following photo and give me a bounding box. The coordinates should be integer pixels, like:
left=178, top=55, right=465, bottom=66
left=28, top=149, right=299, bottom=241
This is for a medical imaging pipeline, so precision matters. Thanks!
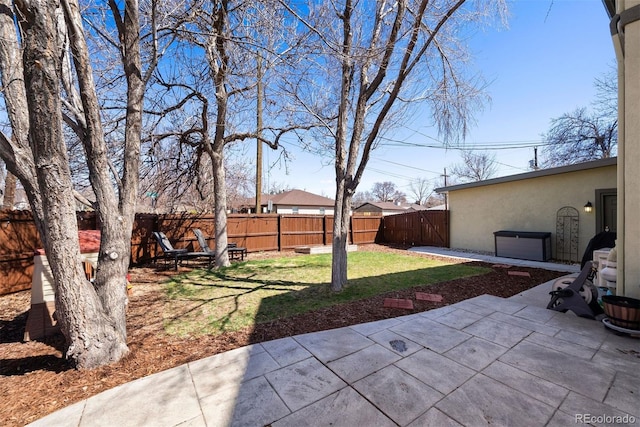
left=441, top=168, right=449, bottom=210
left=529, top=146, right=539, bottom=170
left=255, top=54, right=263, bottom=214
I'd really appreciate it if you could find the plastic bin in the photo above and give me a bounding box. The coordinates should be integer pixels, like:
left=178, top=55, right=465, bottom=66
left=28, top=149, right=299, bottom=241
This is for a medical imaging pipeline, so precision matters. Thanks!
left=494, top=230, right=552, bottom=262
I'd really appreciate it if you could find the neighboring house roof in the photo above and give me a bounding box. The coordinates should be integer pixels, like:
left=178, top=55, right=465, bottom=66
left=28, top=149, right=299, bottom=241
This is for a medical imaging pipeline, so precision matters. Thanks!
left=426, top=204, right=447, bottom=210
left=262, top=189, right=334, bottom=207
left=355, top=201, right=407, bottom=212
left=405, top=204, right=429, bottom=211
left=436, top=157, right=617, bottom=193
left=355, top=202, right=436, bottom=212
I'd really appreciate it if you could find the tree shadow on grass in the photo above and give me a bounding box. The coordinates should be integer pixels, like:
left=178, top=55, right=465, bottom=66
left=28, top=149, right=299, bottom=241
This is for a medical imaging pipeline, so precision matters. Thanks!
left=164, top=274, right=318, bottom=334
left=164, top=261, right=490, bottom=336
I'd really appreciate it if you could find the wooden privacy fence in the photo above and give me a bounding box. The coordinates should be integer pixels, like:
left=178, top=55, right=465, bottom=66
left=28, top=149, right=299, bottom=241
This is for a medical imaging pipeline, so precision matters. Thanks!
left=0, top=210, right=388, bottom=294
left=0, top=210, right=97, bottom=295
left=382, top=210, right=449, bottom=248
left=133, top=213, right=384, bottom=263
left=1, top=209, right=448, bottom=295
left=0, top=210, right=39, bottom=295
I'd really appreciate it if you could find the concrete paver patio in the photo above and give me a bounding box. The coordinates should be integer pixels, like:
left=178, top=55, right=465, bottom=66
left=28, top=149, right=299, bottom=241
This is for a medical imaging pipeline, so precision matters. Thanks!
left=29, top=249, right=640, bottom=427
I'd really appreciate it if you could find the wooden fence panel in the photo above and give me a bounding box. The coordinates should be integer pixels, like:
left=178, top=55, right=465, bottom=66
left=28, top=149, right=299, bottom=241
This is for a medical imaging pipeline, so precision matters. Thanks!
left=351, top=215, right=383, bottom=244
left=144, top=213, right=281, bottom=259
left=280, top=215, right=326, bottom=249
left=382, top=210, right=449, bottom=247
left=325, top=216, right=334, bottom=244
left=131, top=213, right=158, bottom=263
left=228, top=215, right=279, bottom=252
left=419, top=211, right=450, bottom=247
left=156, top=213, right=213, bottom=251
left=381, top=214, right=403, bottom=244
left=0, top=210, right=39, bottom=294
left=2, top=209, right=449, bottom=295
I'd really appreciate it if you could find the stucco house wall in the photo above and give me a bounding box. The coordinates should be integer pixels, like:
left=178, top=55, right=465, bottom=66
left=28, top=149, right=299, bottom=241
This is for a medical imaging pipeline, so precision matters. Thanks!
left=439, top=159, right=616, bottom=261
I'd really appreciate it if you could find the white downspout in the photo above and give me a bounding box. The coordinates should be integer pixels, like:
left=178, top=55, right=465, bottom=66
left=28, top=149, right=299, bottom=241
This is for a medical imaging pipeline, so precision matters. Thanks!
left=611, top=0, right=640, bottom=298
left=610, top=2, right=626, bottom=296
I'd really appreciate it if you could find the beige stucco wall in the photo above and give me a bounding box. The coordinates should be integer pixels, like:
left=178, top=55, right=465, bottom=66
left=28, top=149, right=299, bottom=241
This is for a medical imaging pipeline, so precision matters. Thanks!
left=615, top=0, right=640, bottom=298
left=448, top=165, right=617, bottom=261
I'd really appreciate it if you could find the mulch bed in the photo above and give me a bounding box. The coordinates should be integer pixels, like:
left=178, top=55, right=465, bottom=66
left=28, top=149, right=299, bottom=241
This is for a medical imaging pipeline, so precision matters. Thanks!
left=0, top=244, right=566, bottom=426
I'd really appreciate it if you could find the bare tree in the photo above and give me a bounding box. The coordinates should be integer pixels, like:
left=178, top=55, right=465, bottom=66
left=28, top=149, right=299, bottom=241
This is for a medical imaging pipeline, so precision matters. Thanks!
left=0, top=0, right=164, bottom=368
left=451, top=150, right=497, bottom=182
left=541, top=108, right=617, bottom=167
left=144, top=0, right=306, bottom=266
left=267, top=181, right=293, bottom=195
left=425, top=193, right=446, bottom=208
left=593, top=67, right=617, bottom=119
left=283, top=0, right=506, bottom=290
left=352, top=190, right=374, bottom=207
left=372, top=181, right=406, bottom=203
left=541, top=69, right=617, bottom=167
left=212, top=151, right=255, bottom=213
left=408, top=177, right=432, bottom=205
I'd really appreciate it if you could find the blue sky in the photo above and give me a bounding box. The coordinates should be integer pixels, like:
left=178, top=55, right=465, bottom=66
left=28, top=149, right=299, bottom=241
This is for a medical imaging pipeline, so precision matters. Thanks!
left=261, top=0, right=616, bottom=199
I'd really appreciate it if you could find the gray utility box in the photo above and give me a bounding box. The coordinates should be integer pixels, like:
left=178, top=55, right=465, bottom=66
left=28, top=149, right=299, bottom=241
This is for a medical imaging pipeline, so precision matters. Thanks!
left=494, top=230, right=552, bottom=262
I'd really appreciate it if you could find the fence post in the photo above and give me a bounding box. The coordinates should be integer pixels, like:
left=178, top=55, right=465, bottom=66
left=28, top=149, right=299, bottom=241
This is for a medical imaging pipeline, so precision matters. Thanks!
left=322, top=215, right=327, bottom=246
left=277, top=214, right=282, bottom=251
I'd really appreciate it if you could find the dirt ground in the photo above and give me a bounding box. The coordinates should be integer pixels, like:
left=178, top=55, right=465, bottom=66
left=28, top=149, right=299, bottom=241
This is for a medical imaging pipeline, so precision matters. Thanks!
left=0, top=245, right=566, bottom=426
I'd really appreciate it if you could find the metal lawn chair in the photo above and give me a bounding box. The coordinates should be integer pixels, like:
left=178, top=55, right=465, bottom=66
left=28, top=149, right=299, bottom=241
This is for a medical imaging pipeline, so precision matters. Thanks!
left=153, top=231, right=214, bottom=270
left=192, top=228, right=247, bottom=261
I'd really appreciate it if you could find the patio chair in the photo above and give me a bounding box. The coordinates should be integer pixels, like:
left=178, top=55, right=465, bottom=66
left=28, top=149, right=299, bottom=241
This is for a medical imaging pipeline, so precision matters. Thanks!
left=193, top=228, right=215, bottom=254
left=153, top=231, right=215, bottom=270
left=192, top=228, right=247, bottom=261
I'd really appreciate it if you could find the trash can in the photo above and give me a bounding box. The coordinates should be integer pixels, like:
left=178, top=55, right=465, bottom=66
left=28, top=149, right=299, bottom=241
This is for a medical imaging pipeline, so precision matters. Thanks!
left=494, top=230, right=552, bottom=262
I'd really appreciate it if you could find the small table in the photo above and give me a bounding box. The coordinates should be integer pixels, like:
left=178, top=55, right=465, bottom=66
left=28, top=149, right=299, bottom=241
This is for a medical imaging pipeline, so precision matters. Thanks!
left=228, top=243, right=247, bottom=261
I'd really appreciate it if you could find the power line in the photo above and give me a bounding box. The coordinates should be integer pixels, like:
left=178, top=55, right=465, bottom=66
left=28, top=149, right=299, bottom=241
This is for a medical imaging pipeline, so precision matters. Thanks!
left=366, top=167, right=419, bottom=182
left=378, top=135, right=548, bottom=151
left=383, top=125, right=549, bottom=149
left=371, top=158, right=442, bottom=176
left=279, top=124, right=549, bottom=152
left=277, top=126, right=538, bottom=179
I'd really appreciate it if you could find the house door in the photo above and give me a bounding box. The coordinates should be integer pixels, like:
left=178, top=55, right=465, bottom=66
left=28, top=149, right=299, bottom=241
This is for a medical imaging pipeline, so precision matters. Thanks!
left=596, top=189, right=617, bottom=233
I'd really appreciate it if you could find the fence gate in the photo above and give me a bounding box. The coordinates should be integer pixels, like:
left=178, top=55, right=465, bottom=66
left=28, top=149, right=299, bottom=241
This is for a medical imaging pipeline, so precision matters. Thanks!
left=555, top=206, right=579, bottom=263
left=382, top=210, right=449, bottom=247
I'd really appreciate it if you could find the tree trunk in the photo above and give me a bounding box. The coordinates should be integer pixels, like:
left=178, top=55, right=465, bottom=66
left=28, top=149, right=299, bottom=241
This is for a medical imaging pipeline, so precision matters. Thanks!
left=58, top=0, right=135, bottom=349
left=2, top=172, right=16, bottom=209
left=63, top=0, right=145, bottom=347
left=211, top=150, right=230, bottom=267
left=19, top=0, right=127, bottom=369
left=0, top=0, right=44, bottom=224
left=331, top=182, right=352, bottom=291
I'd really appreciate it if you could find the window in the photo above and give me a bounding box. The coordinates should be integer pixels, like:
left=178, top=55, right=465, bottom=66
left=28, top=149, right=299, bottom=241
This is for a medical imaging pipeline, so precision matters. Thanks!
left=319, top=208, right=325, bottom=215
left=292, top=207, right=299, bottom=214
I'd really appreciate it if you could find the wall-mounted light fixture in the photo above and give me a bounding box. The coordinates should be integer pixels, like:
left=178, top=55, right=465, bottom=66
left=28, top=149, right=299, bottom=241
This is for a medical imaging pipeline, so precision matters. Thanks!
left=584, top=201, right=593, bottom=213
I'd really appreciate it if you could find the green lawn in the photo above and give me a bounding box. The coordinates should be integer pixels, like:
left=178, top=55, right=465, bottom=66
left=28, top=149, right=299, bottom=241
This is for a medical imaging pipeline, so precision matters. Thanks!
left=163, top=251, right=490, bottom=336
